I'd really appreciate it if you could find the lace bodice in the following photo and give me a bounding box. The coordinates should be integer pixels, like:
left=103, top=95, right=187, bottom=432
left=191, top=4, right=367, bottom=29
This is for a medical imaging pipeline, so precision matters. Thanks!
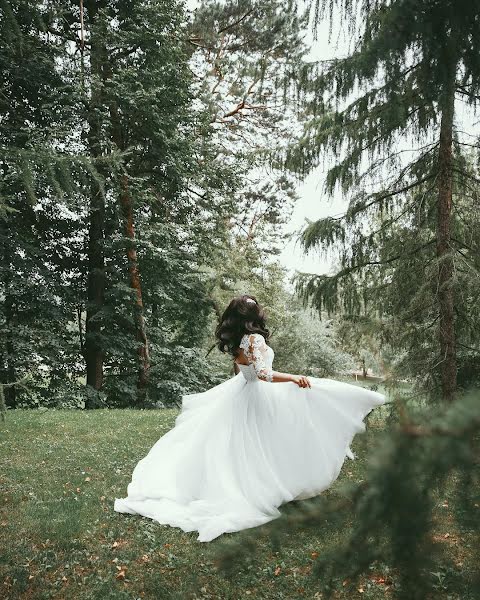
left=236, top=333, right=274, bottom=382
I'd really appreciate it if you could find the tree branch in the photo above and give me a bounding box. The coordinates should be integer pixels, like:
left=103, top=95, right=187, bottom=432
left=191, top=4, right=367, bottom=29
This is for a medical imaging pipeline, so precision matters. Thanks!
left=217, top=9, right=255, bottom=35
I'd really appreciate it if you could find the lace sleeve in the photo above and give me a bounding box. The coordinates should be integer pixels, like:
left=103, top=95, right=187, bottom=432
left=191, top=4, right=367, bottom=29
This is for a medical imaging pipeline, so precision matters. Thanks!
left=240, top=333, right=273, bottom=382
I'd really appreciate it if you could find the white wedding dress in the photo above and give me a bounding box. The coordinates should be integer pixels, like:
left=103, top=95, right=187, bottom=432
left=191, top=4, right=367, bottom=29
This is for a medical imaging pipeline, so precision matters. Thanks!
left=114, top=333, right=385, bottom=542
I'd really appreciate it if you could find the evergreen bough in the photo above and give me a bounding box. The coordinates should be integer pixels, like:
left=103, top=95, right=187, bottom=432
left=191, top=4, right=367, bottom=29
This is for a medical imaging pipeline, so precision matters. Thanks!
left=215, top=390, right=480, bottom=599
left=285, top=0, right=480, bottom=402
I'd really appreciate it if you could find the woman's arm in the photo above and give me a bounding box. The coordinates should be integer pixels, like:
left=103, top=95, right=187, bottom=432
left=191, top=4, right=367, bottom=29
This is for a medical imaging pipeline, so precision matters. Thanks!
left=271, top=371, right=311, bottom=388
left=242, top=333, right=311, bottom=388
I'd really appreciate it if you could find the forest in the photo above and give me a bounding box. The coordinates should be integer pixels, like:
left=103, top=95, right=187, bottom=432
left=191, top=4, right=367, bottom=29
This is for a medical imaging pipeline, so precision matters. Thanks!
left=1, top=1, right=479, bottom=599
left=1, top=0, right=480, bottom=410
left=0, top=0, right=360, bottom=411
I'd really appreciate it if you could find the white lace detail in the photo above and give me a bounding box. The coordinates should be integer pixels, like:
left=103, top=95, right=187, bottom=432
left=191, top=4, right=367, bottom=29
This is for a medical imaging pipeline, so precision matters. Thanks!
left=239, top=333, right=273, bottom=382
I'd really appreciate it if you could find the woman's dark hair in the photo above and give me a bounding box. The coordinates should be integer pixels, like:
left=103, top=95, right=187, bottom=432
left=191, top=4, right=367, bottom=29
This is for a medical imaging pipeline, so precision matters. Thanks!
left=215, top=295, right=270, bottom=358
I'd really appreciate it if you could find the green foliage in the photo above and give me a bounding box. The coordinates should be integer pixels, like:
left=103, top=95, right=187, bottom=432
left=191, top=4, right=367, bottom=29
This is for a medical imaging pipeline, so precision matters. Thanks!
left=0, top=0, right=320, bottom=408
left=270, top=305, right=354, bottom=377
left=0, top=0, right=94, bottom=408
left=214, top=390, right=480, bottom=599
left=189, top=0, right=308, bottom=255
left=286, top=0, right=480, bottom=398
left=0, top=0, right=220, bottom=408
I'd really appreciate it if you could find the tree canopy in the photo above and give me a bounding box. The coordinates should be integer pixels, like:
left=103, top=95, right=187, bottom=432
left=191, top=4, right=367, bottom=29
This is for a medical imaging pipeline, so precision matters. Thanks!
left=286, top=0, right=480, bottom=401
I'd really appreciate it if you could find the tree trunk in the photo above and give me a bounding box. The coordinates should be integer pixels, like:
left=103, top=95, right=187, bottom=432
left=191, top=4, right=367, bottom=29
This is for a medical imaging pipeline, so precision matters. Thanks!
left=1, top=220, right=16, bottom=408
left=4, top=277, right=16, bottom=408
left=84, top=1, right=107, bottom=405
left=436, top=68, right=457, bottom=403
left=84, top=178, right=105, bottom=395
left=119, top=174, right=151, bottom=401
left=108, top=91, right=150, bottom=403
left=361, top=357, right=367, bottom=380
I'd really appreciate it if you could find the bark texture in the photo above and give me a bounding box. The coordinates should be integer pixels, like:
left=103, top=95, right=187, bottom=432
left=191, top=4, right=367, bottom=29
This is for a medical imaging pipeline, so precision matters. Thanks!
left=119, top=174, right=150, bottom=400
left=109, top=95, right=150, bottom=402
left=436, top=68, right=457, bottom=402
left=84, top=0, right=107, bottom=403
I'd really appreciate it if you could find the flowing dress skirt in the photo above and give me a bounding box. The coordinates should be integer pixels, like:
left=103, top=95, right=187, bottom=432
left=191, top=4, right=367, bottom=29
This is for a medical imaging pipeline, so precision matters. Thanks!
left=114, top=374, right=385, bottom=542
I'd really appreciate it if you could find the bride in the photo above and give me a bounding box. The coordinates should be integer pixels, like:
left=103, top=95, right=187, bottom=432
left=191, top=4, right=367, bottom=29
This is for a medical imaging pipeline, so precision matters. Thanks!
left=114, top=295, right=385, bottom=542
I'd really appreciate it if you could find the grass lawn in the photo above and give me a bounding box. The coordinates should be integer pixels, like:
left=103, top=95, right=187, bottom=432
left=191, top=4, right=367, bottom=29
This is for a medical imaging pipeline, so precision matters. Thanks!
left=0, top=407, right=476, bottom=600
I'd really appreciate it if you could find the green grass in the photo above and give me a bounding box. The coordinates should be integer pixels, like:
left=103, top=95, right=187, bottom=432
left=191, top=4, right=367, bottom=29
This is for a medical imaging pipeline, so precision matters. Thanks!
left=0, top=408, right=475, bottom=599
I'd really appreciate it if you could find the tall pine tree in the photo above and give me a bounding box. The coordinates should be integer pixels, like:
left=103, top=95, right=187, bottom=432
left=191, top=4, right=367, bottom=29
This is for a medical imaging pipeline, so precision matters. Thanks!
left=288, top=0, right=480, bottom=401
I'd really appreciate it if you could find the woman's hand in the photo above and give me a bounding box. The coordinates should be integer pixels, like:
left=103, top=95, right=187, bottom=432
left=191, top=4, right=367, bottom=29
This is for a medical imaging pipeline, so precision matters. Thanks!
left=290, top=374, right=311, bottom=388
